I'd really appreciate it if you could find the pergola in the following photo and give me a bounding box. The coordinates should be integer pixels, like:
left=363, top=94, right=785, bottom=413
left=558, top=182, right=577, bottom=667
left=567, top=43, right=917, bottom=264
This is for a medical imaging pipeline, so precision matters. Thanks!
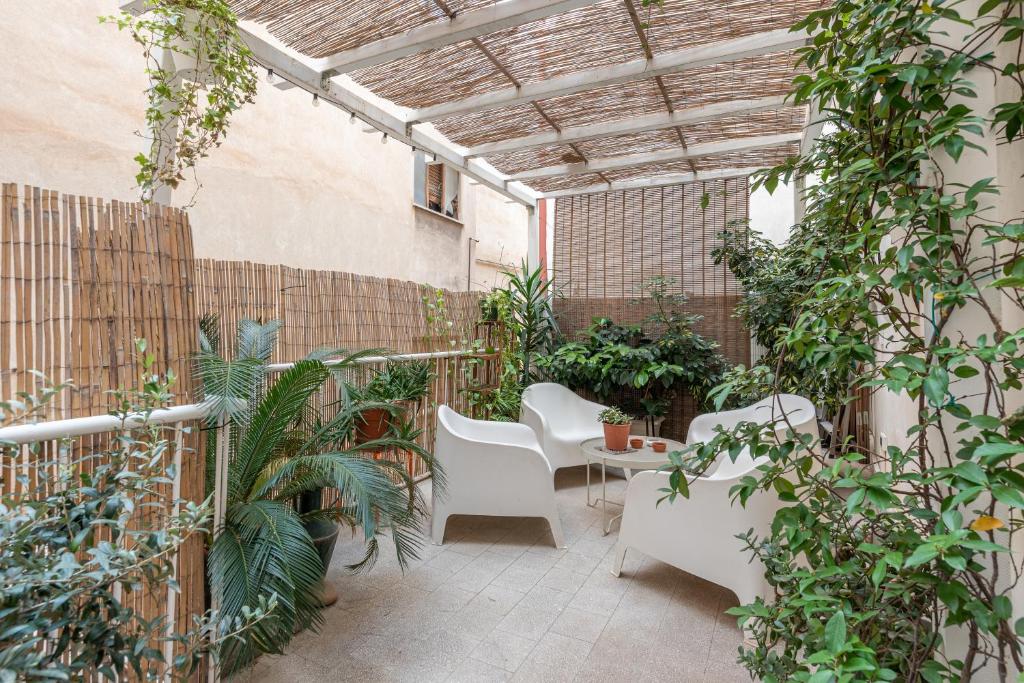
left=123, top=0, right=821, bottom=208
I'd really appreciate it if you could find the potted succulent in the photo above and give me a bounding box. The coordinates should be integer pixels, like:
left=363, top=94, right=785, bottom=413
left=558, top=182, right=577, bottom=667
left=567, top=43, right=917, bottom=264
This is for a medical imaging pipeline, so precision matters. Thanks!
left=598, top=406, right=633, bottom=451
left=355, top=360, right=432, bottom=443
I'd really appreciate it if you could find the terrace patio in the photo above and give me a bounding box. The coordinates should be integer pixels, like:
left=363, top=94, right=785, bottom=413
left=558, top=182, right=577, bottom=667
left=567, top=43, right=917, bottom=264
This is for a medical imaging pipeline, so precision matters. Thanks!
left=1, top=0, right=1022, bottom=681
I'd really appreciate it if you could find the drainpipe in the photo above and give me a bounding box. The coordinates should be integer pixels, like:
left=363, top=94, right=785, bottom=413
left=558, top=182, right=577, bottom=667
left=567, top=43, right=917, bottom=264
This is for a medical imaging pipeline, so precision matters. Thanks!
left=467, top=238, right=479, bottom=290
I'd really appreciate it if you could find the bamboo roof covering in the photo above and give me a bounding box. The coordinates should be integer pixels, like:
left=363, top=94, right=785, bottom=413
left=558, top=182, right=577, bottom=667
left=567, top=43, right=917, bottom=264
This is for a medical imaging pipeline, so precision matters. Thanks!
left=226, top=0, right=821, bottom=199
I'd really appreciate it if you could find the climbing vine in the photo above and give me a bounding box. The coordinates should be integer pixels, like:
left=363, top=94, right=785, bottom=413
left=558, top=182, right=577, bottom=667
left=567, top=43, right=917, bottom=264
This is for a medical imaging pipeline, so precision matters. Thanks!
left=103, top=0, right=257, bottom=202
left=665, top=0, right=1024, bottom=680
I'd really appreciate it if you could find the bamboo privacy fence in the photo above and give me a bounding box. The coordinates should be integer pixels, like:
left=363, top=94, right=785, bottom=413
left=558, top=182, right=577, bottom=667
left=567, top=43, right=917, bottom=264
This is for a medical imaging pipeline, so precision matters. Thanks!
left=552, top=177, right=751, bottom=440
left=193, top=259, right=487, bottom=479
left=0, top=182, right=205, bottom=676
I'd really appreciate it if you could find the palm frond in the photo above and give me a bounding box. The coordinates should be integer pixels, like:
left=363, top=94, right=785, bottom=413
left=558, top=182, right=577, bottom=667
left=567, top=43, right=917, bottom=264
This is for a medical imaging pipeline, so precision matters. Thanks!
left=194, top=352, right=266, bottom=423
left=230, top=360, right=329, bottom=502
left=236, top=319, right=282, bottom=362
left=212, top=499, right=324, bottom=673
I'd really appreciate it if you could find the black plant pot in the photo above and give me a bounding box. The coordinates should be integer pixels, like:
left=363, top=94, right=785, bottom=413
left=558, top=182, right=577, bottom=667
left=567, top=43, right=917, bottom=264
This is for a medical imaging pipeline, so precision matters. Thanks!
left=298, top=489, right=340, bottom=607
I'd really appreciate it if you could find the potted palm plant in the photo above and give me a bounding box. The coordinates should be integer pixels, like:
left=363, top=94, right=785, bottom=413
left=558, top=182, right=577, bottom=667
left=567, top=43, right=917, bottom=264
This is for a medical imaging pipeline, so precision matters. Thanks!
left=196, top=320, right=441, bottom=673
left=598, top=406, right=633, bottom=451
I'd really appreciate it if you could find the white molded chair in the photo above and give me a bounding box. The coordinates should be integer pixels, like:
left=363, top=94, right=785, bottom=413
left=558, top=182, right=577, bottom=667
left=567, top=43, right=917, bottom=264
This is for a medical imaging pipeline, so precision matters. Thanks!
left=519, top=383, right=607, bottom=472
left=432, top=405, right=566, bottom=548
left=611, top=394, right=818, bottom=606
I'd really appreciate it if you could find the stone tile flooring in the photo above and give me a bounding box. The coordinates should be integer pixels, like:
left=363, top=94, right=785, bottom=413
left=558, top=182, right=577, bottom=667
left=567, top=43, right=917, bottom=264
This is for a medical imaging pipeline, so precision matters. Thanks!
left=240, top=468, right=749, bottom=682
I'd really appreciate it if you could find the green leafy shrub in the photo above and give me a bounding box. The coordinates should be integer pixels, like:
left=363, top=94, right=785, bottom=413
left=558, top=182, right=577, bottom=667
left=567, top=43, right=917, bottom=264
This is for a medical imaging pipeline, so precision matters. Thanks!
left=362, top=360, right=433, bottom=403
left=539, top=279, right=730, bottom=418
left=465, top=263, right=554, bottom=421
left=0, top=351, right=270, bottom=680
left=666, top=0, right=1024, bottom=679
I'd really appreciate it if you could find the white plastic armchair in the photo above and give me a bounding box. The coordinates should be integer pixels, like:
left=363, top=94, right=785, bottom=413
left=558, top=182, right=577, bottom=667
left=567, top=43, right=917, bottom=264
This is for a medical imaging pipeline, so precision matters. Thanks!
left=612, top=394, right=818, bottom=607
left=432, top=405, right=566, bottom=548
left=519, top=383, right=607, bottom=472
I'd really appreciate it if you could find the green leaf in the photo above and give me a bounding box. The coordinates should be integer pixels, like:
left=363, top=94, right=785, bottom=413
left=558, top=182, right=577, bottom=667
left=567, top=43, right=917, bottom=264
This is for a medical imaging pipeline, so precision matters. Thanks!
left=824, top=610, right=846, bottom=654
left=906, top=544, right=939, bottom=568
left=924, top=366, right=949, bottom=406
left=993, top=485, right=1024, bottom=509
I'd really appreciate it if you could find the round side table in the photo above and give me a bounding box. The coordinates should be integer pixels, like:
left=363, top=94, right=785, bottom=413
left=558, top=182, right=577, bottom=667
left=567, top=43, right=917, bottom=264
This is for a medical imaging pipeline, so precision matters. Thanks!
left=580, top=436, right=685, bottom=535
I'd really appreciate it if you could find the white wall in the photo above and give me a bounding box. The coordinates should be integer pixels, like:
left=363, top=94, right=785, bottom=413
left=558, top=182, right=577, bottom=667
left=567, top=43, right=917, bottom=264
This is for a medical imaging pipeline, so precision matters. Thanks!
left=0, top=0, right=528, bottom=291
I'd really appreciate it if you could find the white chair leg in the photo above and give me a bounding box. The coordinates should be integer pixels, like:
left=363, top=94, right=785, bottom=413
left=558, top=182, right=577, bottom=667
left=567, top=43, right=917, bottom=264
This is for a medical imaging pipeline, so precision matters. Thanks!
left=611, top=543, right=627, bottom=577
left=546, top=513, right=566, bottom=549
left=431, top=509, right=450, bottom=545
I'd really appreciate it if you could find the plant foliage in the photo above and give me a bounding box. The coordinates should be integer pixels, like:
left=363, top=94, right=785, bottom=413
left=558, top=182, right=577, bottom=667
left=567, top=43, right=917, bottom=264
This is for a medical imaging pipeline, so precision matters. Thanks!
left=0, top=349, right=270, bottom=681
left=102, top=0, right=257, bottom=202
left=196, top=320, right=439, bottom=672
left=540, top=278, right=730, bottom=418
left=666, top=0, right=1024, bottom=679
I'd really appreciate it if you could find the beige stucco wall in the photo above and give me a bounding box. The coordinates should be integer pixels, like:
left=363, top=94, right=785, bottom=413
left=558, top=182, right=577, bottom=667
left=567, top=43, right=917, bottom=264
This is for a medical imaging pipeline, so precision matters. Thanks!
left=0, top=0, right=528, bottom=292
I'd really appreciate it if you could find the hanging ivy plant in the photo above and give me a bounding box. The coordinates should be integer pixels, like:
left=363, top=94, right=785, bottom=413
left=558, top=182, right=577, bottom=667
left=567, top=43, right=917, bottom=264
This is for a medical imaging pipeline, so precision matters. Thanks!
left=102, top=0, right=257, bottom=202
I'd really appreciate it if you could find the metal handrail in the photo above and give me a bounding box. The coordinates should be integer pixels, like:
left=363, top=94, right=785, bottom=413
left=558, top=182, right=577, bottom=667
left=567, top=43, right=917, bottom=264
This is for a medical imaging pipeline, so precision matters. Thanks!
left=264, top=347, right=471, bottom=373
left=0, top=403, right=210, bottom=446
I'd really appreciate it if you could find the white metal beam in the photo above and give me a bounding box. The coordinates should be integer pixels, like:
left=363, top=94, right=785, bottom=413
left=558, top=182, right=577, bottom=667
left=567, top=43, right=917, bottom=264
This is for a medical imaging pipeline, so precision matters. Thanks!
left=467, top=95, right=790, bottom=158
left=316, top=0, right=603, bottom=75
left=410, top=28, right=806, bottom=123
left=511, top=133, right=800, bottom=181
left=538, top=166, right=765, bottom=198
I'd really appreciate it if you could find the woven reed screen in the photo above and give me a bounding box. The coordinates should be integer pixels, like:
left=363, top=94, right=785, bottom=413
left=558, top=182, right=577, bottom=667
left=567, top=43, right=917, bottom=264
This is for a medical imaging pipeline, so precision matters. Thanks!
left=0, top=183, right=205, bottom=679
left=552, top=177, right=751, bottom=439
left=193, top=260, right=482, bottom=360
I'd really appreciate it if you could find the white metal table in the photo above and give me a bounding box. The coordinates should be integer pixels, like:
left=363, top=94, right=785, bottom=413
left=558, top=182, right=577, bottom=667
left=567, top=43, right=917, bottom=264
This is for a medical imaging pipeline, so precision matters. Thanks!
left=580, top=436, right=685, bottom=535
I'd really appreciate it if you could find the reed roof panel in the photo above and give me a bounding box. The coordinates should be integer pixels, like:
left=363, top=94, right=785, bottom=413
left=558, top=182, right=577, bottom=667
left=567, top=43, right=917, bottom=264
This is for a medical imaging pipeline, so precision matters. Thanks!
left=575, top=129, right=682, bottom=158
left=485, top=144, right=584, bottom=176
left=661, top=51, right=803, bottom=109
left=529, top=173, right=608, bottom=193
left=433, top=104, right=551, bottom=148
left=691, top=143, right=799, bottom=172
left=681, top=107, right=807, bottom=146
left=231, top=0, right=495, bottom=57
left=233, top=0, right=817, bottom=195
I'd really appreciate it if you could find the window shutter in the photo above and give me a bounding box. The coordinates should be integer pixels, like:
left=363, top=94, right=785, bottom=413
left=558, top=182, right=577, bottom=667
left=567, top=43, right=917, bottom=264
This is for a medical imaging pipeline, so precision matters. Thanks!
left=426, top=164, right=444, bottom=211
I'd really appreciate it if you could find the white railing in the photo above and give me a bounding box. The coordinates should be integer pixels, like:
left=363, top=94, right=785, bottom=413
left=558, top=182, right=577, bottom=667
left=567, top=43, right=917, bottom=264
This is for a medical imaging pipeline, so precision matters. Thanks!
left=264, top=348, right=469, bottom=373
left=0, top=403, right=210, bottom=445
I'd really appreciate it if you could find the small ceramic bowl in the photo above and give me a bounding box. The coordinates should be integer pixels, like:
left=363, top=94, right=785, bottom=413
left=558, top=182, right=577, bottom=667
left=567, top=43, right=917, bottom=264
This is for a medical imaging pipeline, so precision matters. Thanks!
left=629, top=438, right=644, bottom=449
left=651, top=441, right=667, bottom=453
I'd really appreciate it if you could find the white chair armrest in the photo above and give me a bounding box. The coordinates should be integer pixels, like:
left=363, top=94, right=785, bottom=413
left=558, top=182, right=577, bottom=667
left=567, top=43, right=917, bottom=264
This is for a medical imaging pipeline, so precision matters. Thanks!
left=472, top=420, right=542, bottom=449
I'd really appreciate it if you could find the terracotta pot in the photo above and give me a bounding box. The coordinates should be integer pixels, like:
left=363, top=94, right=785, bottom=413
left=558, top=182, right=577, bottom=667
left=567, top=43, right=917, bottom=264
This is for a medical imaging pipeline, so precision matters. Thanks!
left=629, top=438, right=644, bottom=449
left=355, top=407, right=391, bottom=444
left=651, top=441, right=667, bottom=453
left=603, top=422, right=631, bottom=451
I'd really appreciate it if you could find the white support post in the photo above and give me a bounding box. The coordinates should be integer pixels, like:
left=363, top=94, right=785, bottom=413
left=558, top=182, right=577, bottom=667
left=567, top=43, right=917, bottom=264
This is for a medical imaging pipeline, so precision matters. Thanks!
left=527, top=204, right=540, bottom=269
left=163, top=421, right=186, bottom=677
left=151, top=47, right=180, bottom=206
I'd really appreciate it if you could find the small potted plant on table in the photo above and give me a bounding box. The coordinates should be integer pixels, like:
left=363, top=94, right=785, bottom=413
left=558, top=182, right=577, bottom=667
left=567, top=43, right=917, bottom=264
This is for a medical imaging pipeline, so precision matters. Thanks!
left=598, top=406, right=633, bottom=451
